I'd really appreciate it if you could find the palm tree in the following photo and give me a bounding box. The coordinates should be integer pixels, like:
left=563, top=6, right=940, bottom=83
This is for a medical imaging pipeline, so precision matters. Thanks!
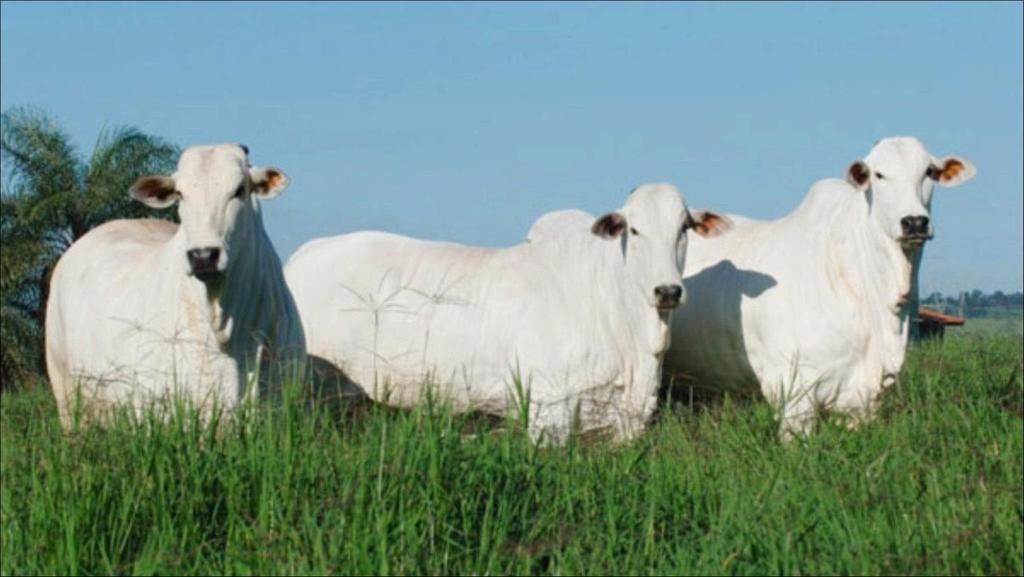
left=1, top=193, right=44, bottom=388
left=0, top=106, right=178, bottom=389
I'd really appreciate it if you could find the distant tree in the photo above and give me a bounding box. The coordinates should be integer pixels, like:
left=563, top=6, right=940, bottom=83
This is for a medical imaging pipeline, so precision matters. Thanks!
left=0, top=194, right=44, bottom=388
left=991, top=290, right=1007, bottom=307
left=969, top=289, right=984, bottom=304
left=0, top=106, right=178, bottom=388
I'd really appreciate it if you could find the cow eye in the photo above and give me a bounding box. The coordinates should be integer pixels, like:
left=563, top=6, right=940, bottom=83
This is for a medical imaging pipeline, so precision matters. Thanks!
left=926, top=165, right=940, bottom=180
left=874, top=172, right=884, bottom=179
left=233, top=184, right=246, bottom=199
left=630, top=227, right=639, bottom=236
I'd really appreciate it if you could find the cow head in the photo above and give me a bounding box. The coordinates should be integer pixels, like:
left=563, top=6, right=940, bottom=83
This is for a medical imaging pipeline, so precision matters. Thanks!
left=129, top=144, right=289, bottom=284
left=591, top=183, right=731, bottom=314
left=846, top=137, right=974, bottom=251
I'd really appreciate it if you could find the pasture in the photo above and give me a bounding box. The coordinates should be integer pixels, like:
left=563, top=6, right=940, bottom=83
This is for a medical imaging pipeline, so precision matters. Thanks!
left=1, top=334, right=1022, bottom=575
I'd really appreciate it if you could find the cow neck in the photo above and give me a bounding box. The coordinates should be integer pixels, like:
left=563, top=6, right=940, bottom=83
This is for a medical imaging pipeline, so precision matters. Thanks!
left=823, top=188, right=914, bottom=377
left=612, top=251, right=667, bottom=410
left=179, top=204, right=270, bottom=350
left=842, top=191, right=913, bottom=315
left=594, top=236, right=669, bottom=364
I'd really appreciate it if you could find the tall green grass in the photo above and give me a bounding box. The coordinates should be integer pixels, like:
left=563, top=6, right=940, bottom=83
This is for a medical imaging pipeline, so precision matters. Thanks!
left=2, top=336, right=1022, bottom=575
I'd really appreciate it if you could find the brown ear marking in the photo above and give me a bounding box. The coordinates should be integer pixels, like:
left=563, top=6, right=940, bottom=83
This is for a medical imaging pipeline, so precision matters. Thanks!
left=847, top=161, right=870, bottom=188
left=940, top=158, right=964, bottom=182
left=264, top=169, right=284, bottom=191
left=591, top=212, right=627, bottom=239
left=254, top=169, right=285, bottom=193
left=691, top=211, right=732, bottom=238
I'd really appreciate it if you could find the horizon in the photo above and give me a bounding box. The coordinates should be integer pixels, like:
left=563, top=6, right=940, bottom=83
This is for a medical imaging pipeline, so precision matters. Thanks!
left=2, top=1, right=1021, bottom=294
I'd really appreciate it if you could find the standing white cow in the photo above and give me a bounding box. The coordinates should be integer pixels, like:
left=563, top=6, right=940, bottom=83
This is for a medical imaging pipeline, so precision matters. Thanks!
left=45, top=144, right=306, bottom=427
left=665, top=137, right=975, bottom=438
left=285, top=183, right=729, bottom=444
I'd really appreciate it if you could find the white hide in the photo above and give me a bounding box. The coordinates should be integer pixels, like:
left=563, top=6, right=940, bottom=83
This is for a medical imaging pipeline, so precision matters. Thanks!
left=45, top=144, right=306, bottom=427
left=286, top=183, right=708, bottom=444
left=664, top=137, right=975, bottom=438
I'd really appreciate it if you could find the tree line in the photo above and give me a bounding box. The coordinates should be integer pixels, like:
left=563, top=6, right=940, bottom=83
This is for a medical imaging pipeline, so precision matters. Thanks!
left=922, top=290, right=1024, bottom=319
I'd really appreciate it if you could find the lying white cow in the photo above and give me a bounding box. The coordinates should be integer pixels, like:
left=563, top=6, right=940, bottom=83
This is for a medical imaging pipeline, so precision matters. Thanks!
left=45, top=144, right=306, bottom=427
left=665, top=137, right=975, bottom=438
left=286, top=184, right=729, bottom=444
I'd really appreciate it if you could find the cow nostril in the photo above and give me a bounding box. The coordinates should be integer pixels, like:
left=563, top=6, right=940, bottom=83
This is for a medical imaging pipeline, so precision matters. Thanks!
left=655, top=284, right=683, bottom=301
left=186, top=247, right=221, bottom=267
left=900, top=216, right=930, bottom=237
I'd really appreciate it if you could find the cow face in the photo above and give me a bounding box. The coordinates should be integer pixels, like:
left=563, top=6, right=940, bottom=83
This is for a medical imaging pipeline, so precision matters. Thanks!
left=847, top=137, right=975, bottom=250
left=129, top=144, right=289, bottom=283
left=591, top=183, right=730, bottom=313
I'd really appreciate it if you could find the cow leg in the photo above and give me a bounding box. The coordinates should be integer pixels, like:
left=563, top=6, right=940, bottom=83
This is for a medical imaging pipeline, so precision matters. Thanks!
left=526, top=402, right=572, bottom=446
left=833, top=374, right=888, bottom=430
left=760, top=371, right=818, bottom=442
left=50, top=374, right=74, bottom=431
left=776, top=395, right=817, bottom=442
left=608, top=393, right=658, bottom=444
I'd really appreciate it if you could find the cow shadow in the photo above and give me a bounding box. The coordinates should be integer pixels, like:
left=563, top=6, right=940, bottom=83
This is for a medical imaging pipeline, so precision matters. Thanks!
left=304, top=355, right=507, bottom=435
left=305, top=354, right=376, bottom=419
left=660, top=259, right=777, bottom=412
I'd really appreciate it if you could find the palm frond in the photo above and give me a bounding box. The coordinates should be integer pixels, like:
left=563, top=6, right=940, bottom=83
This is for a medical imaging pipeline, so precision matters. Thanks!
left=84, top=126, right=179, bottom=229
left=0, top=302, right=41, bottom=389
left=0, top=106, right=82, bottom=203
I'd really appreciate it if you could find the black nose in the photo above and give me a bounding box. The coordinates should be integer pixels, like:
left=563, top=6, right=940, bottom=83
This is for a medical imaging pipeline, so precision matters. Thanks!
left=187, top=247, right=221, bottom=278
left=900, top=216, right=930, bottom=236
left=654, top=284, right=683, bottom=307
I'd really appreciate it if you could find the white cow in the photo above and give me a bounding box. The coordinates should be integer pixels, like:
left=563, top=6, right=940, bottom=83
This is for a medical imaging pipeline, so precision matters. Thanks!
left=285, top=184, right=729, bottom=444
left=664, top=137, right=975, bottom=438
left=45, top=144, right=306, bottom=427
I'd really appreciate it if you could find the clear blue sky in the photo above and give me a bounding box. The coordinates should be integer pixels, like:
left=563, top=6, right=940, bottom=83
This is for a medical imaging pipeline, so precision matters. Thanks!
left=2, top=1, right=1021, bottom=295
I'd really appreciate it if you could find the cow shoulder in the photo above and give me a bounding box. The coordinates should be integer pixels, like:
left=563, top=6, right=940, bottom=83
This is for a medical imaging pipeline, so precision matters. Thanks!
left=57, top=219, right=176, bottom=271
left=76, top=218, right=176, bottom=247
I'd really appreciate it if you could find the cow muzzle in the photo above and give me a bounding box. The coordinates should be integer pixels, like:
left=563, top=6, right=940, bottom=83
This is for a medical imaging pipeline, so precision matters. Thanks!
left=899, top=215, right=933, bottom=246
left=654, top=284, right=684, bottom=312
left=186, top=247, right=223, bottom=282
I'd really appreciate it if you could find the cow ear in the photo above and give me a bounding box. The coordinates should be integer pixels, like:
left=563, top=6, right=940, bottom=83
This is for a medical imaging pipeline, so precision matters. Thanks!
left=847, top=161, right=870, bottom=191
left=930, top=156, right=976, bottom=187
left=591, top=212, right=627, bottom=239
left=129, top=175, right=179, bottom=208
left=690, top=210, right=732, bottom=238
left=250, top=166, right=289, bottom=199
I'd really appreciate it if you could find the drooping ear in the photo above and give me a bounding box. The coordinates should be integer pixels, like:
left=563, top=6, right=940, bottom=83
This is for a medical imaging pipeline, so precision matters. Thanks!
left=689, top=210, right=733, bottom=238
left=847, top=160, right=870, bottom=191
left=129, top=175, right=179, bottom=208
left=591, top=212, right=627, bottom=239
left=929, top=156, right=976, bottom=187
left=249, top=166, right=289, bottom=199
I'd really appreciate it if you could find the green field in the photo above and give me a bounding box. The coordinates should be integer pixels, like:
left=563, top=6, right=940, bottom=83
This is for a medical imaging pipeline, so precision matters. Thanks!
left=959, top=317, right=1024, bottom=338
left=2, top=335, right=1022, bottom=575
